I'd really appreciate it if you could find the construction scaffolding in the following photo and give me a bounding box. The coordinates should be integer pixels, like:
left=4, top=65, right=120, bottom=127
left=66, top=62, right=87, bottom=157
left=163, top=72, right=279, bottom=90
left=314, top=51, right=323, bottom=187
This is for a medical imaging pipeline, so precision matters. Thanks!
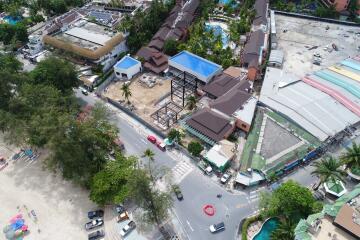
left=170, top=70, right=198, bottom=107
left=151, top=101, right=183, bottom=129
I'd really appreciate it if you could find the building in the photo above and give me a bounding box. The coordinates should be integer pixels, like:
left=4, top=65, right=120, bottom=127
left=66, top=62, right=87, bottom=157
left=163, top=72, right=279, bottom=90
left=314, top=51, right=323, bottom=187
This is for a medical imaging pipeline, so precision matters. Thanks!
left=295, top=184, right=360, bottom=240
left=259, top=57, right=360, bottom=142
left=137, top=0, right=200, bottom=73
left=136, top=47, right=168, bottom=74
left=268, top=49, right=284, bottom=68
left=252, top=0, right=269, bottom=31
left=321, top=0, right=360, bottom=14
left=204, top=140, right=236, bottom=172
left=114, top=55, right=142, bottom=80
left=23, top=35, right=43, bottom=57
left=43, top=5, right=131, bottom=71
left=168, top=51, right=223, bottom=84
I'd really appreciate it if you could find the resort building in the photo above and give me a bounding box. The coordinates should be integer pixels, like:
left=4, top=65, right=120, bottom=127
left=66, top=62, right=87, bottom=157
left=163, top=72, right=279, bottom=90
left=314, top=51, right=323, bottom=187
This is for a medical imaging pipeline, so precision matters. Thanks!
left=137, top=0, right=200, bottom=73
left=321, top=0, right=360, bottom=14
left=204, top=140, right=236, bottom=172
left=42, top=4, right=136, bottom=71
left=295, top=184, right=360, bottom=240
left=136, top=47, right=168, bottom=74
left=114, top=55, right=142, bottom=80
left=260, top=56, right=360, bottom=142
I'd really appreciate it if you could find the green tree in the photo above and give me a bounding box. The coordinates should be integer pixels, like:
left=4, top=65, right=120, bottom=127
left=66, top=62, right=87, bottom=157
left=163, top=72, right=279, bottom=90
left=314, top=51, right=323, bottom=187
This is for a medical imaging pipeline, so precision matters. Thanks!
left=0, top=54, right=22, bottom=72
left=30, top=56, right=79, bottom=93
left=121, top=83, right=132, bottom=103
left=186, top=96, right=197, bottom=110
left=270, top=218, right=295, bottom=240
left=163, top=38, right=178, bottom=56
left=47, top=103, right=118, bottom=187
left=341, top=142, right=360, bottom=171
left=260, top=180, right=321, bottom=221
left=167, top=128, right=182, bottom=143
left=127, top=168, right=173, bottom=226
left=315, top=5, right=338, bottom=18
left=187, top=141, right=203, bottom=157
left=311, top=157, right=346, bottom=190
left=90, top=154, right=136, bottom=205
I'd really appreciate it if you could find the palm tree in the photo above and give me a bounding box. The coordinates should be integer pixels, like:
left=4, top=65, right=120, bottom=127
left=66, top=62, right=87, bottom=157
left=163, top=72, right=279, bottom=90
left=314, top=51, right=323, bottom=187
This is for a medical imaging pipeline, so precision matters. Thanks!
left=142, top=148, right=155, bottom=180
left=187, top=96, right=197, bottom=110
left=121, top=83, right=132, bottom=104
left=341, top=142, right=360, bottom=171
left=270, top=218, right=295, bottom=240
left=311, top=157, right=346, bottom=190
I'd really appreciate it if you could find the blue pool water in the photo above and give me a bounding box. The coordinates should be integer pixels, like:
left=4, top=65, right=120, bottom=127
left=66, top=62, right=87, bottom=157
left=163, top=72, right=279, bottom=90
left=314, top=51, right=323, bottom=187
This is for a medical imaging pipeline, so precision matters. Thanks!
left=115, top=56, right=140, bottom=69
left=253, top=218, right=279, bottom=240
left=169, top=51, right=222, bottom=79
left=205, top=23, right=229, bottom=48
left=3, top=16, right=21, bottom=25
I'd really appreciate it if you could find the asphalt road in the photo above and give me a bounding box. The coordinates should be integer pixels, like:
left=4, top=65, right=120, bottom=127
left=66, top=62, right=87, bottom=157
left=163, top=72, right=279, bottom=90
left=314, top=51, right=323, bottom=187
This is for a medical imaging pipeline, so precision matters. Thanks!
left=76, top=90, right=351, bottom=240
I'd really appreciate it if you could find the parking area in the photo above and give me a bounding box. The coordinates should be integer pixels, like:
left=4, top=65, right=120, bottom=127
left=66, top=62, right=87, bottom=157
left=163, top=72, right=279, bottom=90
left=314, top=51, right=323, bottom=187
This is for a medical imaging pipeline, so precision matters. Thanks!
left=275, top=14, right=360, bottom=77
left=0, top=134, right=97, bottom=240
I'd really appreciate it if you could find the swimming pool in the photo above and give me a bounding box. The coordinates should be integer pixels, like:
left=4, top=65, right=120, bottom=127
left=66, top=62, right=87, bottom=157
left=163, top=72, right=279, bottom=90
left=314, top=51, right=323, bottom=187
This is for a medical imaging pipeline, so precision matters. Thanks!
left=205, top=23, right=229, bottom=48
left=253, top=218, right=279, bottom=240
left=3, top=16, right=21, bottom=25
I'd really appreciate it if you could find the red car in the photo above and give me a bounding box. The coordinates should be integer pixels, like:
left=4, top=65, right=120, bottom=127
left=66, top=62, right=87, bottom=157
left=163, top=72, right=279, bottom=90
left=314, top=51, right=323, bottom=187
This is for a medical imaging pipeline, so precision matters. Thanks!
left=147, top=135, right=157, bottom=144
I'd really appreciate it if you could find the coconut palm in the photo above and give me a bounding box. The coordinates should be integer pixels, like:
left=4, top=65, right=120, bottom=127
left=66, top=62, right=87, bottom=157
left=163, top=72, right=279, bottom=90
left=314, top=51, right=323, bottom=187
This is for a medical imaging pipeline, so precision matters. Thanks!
left=270, top=218, right=295, bottom=240
left=341, top=142, right=360, bottom=171
left=142, top=148, right=155, bottom=180
left=187, top=96, right=197, bottom=110
left=121, top=83, right=132, bottom=104
left=311, top=156, right=346, bottom=190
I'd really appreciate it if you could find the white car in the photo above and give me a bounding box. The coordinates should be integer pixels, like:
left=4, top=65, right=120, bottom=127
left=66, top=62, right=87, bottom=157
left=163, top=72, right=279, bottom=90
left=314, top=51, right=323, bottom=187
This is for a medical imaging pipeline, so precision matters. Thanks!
left=220, top=173, right=230, bottom=184
left=80, top=87, right=89, bottom=95
left=209, top=222, right=225, bottom=233
left=120, top=221, right=136, bottom=237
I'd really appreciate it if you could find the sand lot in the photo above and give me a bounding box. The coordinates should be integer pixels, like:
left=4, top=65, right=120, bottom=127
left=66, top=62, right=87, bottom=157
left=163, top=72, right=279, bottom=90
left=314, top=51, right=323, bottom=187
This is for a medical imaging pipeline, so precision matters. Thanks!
left=0, top=140, right=96, bottom=240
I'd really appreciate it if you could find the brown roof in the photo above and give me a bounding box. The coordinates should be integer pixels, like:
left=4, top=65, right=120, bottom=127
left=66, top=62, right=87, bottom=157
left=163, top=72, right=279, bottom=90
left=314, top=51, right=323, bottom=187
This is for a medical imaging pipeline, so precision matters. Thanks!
left=202, top=73, right=241, bottom=98
left=186, top=108, right=232, bottom=142
left=153, top=26, right=171, bottom=41
left=136, top=47, right=159, bottom=61
left=183, top=0, right=200, bottom=14
left=334, top=204, right=360, bottom=238
left=242, top=30, right=265, bottom=66
left=150, top=53, right=168, bottom=66
left=223, top=66, right=242, bottom=78
left=143, top=61, right=168, bottom=74
left=210, top=89, right=251, bottom=116
left=148, top=39, right=165, bottom=51
left=61, top=11, right=80, bottom=25
left=253, top=0, right=268, bottom=26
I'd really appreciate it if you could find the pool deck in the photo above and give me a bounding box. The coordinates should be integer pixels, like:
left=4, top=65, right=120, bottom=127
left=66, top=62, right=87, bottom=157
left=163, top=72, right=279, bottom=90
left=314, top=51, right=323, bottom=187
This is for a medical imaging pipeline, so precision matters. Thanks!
left=247, top=221, right=262, bottom=240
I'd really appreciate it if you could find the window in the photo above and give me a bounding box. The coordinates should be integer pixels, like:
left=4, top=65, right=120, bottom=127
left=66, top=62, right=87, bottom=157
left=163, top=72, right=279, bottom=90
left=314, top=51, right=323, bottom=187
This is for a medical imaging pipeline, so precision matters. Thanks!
left=241, top=124, right=247, bottom=128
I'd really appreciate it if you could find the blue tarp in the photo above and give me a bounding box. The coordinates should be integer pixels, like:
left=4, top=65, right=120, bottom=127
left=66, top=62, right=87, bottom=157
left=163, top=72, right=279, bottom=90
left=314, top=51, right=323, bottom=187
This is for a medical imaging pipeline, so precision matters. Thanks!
left=11, top=219, right=24, bottom=231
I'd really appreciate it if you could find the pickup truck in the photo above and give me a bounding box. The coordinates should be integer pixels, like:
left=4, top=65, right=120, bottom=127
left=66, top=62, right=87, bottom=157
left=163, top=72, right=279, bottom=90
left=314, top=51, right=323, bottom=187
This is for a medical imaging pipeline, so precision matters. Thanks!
left=85, top=218, right=104, bottom=231
left=198, top=160, right=213, bottom=175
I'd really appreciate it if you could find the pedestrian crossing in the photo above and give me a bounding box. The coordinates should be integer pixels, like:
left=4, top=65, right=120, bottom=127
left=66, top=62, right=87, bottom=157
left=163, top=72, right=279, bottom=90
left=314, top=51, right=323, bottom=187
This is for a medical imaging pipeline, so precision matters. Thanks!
left=171, top=161, right=194, bottom=184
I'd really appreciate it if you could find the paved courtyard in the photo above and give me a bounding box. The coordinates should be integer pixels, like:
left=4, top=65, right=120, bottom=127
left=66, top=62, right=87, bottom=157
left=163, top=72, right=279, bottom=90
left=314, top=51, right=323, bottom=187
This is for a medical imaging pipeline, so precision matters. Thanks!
left=0, top=135, right=96, bottom=240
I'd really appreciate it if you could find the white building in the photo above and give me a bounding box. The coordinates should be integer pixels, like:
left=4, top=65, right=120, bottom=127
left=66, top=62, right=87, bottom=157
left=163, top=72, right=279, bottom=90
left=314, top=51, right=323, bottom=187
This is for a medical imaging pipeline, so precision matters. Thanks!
left=114, top=56, right=142, bottom=80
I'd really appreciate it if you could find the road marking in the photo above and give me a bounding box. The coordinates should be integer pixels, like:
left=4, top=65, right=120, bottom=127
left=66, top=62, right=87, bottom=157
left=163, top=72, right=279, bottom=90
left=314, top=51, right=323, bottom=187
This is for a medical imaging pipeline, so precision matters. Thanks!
left=186, top=220, right=194, bottom=232
left=140, top=139, right=148, bottom=144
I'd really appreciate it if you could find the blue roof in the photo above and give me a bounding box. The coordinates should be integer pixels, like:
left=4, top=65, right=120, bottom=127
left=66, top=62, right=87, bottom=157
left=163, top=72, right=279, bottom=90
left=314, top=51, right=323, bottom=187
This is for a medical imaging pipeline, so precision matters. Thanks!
left=169, top=51, right=222, bottom=80
left=341, top=59, right=360, bottom=72
left=115, top=56, right=140, bottom=69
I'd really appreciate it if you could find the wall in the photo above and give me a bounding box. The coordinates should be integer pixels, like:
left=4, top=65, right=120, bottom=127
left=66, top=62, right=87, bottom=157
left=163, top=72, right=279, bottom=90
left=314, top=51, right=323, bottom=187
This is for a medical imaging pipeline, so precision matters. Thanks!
left=248, top=67, right=258, bottom=81
left=236, top=119, right=250, bottom=132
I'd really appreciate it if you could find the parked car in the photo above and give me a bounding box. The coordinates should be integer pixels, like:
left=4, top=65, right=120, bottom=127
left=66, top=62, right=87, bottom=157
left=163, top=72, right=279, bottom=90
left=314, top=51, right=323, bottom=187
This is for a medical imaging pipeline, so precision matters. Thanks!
left=198, top=160, right=213, bottom=175
left=220, top=173, right=231, bottom=184
left=88, top=230, right=105, bottom=240
left=85, top=218, right=104, bottom=230
left=116, top=211, right=129, bottom=222
left=147, top=135, right=157, bottom=144
left=173, top=185, right=183, bottom=201
left=115, top=204, right=126, bottom=214
left=88, top=210, right=104, bottom=219
left=80, top=87, right=89, bottom=95
left=156, top=141, right=166, bottom=151
left=209, top=222, right=225, bottom=233
left=120, top=221, right=136, bottom=237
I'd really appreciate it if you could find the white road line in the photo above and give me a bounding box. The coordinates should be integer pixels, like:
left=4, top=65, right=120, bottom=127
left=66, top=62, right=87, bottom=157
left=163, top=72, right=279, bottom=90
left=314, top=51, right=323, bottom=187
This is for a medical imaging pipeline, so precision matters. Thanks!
left=186, top=220, right=194, bottom=232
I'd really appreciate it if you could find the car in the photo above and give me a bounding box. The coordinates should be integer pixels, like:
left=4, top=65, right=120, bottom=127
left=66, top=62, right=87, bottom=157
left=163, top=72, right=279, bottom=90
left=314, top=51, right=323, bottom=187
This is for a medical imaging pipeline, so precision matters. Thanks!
left=220, top=173, right=231, bottom=184
left=80, top=87, right=89, bottom=95
left=209, top=222, right=225, bottom=233
left=156, top=141, right=166, bottom=151
left=88, top=210, right=104, bottom=219
left=313, top=53, right=321, bottom=58
left=115, top=204, right=126, bottom=214
left=173, top=186, right=183, bottom=200
left=116, top=211, right=129, bottom=222
left=147, top=135, right=157, bottom=144
left=120, top=221, right=136, bottom=237
left=88, top=230, right=105, bottom=240
left=85, top=218, right=104, bottom=230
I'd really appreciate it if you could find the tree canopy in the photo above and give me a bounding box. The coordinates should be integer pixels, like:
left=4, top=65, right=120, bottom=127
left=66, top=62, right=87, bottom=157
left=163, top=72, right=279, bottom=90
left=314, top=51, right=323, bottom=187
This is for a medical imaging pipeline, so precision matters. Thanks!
left=30, top=56, right=79, bottom=93
left=187, top=141, right=203, bottom=157
left=259, top=180, right=321, bottom=222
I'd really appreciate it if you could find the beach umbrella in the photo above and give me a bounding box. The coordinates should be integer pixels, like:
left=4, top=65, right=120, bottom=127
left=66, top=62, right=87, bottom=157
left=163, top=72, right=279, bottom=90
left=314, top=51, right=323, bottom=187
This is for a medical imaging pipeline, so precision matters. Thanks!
left=11, top=219, right=24, bottom=231
left=10, top=214, right=23, bottom=224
